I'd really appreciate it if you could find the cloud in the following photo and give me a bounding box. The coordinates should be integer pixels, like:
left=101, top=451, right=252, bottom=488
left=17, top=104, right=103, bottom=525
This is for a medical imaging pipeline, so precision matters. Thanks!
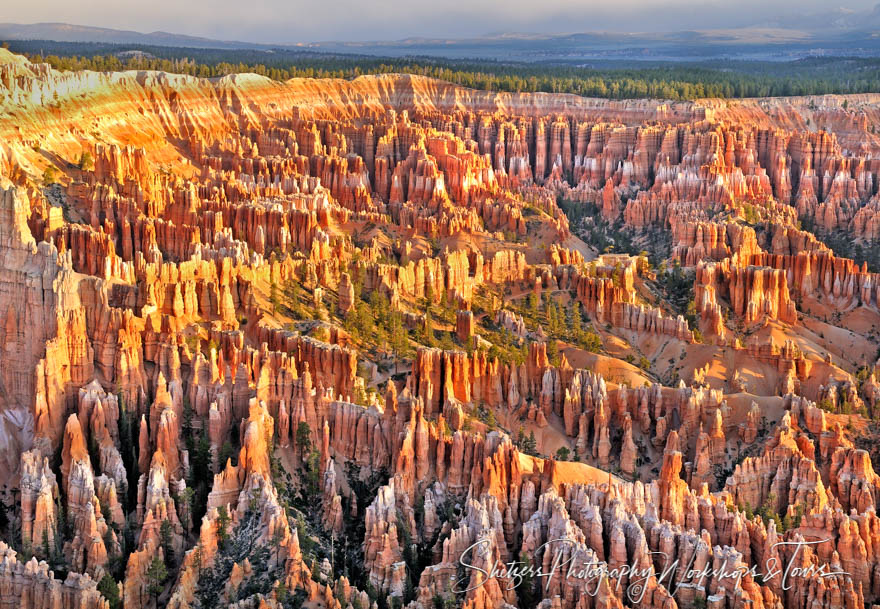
left=4, top=0, right=877, bottom=43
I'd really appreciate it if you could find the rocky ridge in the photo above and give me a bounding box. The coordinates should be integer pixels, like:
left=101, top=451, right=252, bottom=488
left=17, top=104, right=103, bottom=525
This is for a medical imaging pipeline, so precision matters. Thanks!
left=0, top=49, right=878, bottom=609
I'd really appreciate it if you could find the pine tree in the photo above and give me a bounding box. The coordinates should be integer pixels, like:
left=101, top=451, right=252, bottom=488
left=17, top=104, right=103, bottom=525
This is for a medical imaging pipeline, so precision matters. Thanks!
left=271, top=523, right=285, bottom=565
left=217, top=441, right=235, bottom=470
left=485, top=408, right=497, bottom=429
left=516, top=551, right=535, bottom=609
left=547, top=339, right=560, bottom=366
left=527, top=293, right=539, bottom=320
left=270, top=279, right=280, bottom=314
left=178, top=487, right=194, bottom=532
left=160, top=519, right=174, bottom=566
left=547, top=299, right=558, bottom=334
left=216, top=505, right=231, bottom=547
left=98, top=573, right=121, bottom=609
left=146, top=555, right=168, bottom=605
left=423, top=312, right=436, bottom=347
left=570, top=301, right=583, bottom=342
left=517, top=431, right=538, bottom=456
left=78, top=151, right=94, bottom=172
left=193, top=432, right=211, bottom=478
left=295, top=421, right=312, bottom=458
left=42, top=165, right=57, bottom=185
left=182, top=397, right=194, bottom=453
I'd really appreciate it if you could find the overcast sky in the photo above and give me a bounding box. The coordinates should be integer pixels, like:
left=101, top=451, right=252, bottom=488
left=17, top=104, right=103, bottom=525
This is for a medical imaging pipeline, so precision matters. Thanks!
left=4, top=1, right=877, bottom=43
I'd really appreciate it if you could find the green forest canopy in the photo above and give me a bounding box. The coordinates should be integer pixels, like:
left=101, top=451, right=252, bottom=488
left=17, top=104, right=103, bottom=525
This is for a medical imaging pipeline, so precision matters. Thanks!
left=5, top=39, right=880, bottom=101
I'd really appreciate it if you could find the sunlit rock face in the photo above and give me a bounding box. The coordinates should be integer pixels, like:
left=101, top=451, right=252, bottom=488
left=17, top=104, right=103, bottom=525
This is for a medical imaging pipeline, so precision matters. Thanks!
left=1, top=47, right=880, bottom=609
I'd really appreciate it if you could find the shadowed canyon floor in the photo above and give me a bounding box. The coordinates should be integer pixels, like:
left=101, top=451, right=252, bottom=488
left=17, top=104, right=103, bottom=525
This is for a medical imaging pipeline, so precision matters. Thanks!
left=2, top=47, right=880, bottom=609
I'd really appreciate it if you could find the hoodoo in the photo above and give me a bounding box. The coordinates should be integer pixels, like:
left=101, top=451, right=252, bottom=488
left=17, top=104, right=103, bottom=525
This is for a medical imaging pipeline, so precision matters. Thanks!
left=0, top=40, right=879, bottom=609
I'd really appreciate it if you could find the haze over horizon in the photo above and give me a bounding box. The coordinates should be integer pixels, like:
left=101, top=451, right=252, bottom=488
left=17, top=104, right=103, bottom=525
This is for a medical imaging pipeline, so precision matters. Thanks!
left=4, top=0, right=879, bottom=44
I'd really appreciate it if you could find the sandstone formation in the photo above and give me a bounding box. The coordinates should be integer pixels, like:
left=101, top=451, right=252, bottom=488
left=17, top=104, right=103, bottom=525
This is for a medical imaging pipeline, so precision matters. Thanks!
left=0, top=48, right=879, bottom=609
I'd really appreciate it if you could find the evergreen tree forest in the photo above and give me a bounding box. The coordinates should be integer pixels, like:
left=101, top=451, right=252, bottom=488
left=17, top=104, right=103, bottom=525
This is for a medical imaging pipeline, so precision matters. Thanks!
left=5, top=39, right=880, bottom=101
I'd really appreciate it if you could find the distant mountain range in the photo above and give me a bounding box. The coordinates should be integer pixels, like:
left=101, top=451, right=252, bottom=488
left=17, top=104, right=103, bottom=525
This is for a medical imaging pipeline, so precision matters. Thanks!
left=0, top=23, right=266, bottom=50
left=2, top=14, right=880, bottom=62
